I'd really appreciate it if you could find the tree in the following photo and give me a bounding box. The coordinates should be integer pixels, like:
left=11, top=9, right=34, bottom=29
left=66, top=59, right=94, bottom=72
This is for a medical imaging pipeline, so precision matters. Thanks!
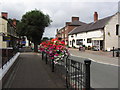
left=16, top=21, right=27, bottom=37
left=21, top=9, right=52, bottom=52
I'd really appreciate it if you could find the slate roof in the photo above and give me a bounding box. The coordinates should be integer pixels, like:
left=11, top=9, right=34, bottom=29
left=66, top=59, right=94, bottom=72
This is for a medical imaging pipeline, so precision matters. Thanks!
left=2, top=16, right=16, bottom=28
left=69, top=20, right=86, bottom=26
left=69, top=15, right=114, bottom=35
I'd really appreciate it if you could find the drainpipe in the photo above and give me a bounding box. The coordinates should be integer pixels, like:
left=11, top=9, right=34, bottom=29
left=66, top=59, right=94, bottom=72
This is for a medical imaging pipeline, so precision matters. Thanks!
left=103, top=28, right=105, bottom=51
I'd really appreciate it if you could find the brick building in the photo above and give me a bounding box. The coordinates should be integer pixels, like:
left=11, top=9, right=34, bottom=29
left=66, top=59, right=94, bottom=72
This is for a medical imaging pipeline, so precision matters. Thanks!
left=56, top=17, right=86, bottom=45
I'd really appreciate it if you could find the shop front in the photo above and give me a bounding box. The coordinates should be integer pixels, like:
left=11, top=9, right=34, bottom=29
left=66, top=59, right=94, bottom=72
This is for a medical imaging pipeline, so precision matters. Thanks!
left=92, top=37, right=104, bottom=51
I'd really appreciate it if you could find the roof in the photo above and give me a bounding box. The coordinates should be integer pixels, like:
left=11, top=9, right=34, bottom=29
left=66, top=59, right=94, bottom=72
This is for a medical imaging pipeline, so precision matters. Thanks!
left=69, top=20, right=86, bottom=26
left=2, top=16, right=16, bottom=29
left=69, top=15, right=114, bottom=35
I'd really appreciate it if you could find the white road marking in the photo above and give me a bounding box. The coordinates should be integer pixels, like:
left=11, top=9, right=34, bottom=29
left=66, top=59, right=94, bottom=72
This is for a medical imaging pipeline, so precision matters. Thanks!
left=70, top=54, right=119, bottom=67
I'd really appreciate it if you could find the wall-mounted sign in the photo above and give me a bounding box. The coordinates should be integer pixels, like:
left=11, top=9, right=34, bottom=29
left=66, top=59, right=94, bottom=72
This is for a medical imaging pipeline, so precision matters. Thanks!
left=3, top=36, right=11, bottom=42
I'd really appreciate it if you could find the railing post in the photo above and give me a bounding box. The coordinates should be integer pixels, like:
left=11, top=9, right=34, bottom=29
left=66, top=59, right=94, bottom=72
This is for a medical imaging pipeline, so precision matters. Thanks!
left=84, top=60, right=91, bottom=90
left=113, top=47, right=114, bottom=57
left=52, top=58, right=54, bottom=72
left=45, top=53, right=47, bottom=64
left=42, top=51, right=44, bottom=60
left=66, top=57, right=68, bottom=88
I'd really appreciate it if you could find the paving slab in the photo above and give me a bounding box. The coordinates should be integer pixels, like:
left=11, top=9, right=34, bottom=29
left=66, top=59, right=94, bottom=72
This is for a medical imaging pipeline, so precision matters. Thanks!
left=4, top=52, right=65, bottom=88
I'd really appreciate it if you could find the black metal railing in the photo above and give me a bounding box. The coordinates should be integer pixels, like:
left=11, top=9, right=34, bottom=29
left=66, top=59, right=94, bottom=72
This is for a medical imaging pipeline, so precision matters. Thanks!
left=0, top=47, right=18, bottom=68
left=41, top=52, right=91, bottom=90
left=66, top=58, right=91, bottom=90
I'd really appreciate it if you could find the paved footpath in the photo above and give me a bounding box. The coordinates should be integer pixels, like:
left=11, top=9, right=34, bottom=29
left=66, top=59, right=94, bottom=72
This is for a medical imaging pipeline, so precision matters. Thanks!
left=4, top=52, right=65, bottom=88
left=69, top=48, right=119, bottom=66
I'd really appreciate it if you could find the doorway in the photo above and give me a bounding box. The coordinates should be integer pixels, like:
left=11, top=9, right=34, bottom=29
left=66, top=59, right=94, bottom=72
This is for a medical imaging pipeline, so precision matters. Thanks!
left=100, top=40, right=104, bottom=50
left=72, top=39, right=75, bottom=47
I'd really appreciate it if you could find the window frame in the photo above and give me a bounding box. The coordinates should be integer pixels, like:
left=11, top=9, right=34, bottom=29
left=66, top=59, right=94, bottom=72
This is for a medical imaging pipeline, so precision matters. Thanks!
left=87, top=38, right=92, bottom=43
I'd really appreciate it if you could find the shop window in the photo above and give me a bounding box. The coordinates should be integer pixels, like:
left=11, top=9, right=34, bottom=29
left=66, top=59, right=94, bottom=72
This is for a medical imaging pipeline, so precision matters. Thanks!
left=87, top=38, right=91, bottom=43
left=76, top=39, right=83, bottom=45
left=71, top=35, right=74, bottom=37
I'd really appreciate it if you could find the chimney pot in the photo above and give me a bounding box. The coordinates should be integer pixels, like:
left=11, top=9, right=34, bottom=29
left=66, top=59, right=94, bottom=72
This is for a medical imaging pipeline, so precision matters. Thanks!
left=72, top=17, right=79, bottom=22
left=94, top=12, right=98, bottom=22
left=1, top=12, right=8, bottom=19
left=66, top=22, right=71, bottom=26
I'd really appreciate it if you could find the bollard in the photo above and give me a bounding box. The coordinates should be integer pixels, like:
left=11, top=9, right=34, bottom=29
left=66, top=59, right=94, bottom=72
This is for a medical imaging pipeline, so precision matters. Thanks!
left=84, top=59, right=91, bottom=90
left=116, top=51, right=119, bottom=57
left=52, top=58, right=54, bottom=72
left=45, top=53, right=48, bottom=64
left=113, top=47, right=114, bottom=57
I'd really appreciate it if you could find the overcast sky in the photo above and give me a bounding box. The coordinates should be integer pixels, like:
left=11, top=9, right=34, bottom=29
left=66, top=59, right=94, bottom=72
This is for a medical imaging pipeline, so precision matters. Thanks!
left=1, top=0, right=119, bottom=38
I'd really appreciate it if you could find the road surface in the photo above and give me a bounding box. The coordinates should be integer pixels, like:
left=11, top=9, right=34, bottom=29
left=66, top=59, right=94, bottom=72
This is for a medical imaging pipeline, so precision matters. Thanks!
left=69, top=49, right=119, bottom=88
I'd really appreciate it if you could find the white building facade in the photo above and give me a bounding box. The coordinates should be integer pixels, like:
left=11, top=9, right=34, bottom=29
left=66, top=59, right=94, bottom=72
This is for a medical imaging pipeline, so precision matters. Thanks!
left=68, top=12, right=120, bottom=51
left=69, top=29, right=103, bottom=50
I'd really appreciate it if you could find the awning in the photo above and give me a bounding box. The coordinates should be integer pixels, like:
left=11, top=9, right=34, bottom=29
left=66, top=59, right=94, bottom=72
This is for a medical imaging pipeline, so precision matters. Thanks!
left=92, top=37, right=103, bottom=40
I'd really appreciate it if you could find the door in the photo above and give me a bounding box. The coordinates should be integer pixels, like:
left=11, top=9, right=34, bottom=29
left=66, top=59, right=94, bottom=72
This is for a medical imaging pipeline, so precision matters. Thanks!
left=72, top=39, right=75, bottom=47
left=100, top=40, right=103, bottom=50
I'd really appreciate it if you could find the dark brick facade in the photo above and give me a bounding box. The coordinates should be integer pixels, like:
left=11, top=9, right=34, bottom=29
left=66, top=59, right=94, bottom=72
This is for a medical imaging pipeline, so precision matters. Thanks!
left=56, top=17, right=84, bottom=45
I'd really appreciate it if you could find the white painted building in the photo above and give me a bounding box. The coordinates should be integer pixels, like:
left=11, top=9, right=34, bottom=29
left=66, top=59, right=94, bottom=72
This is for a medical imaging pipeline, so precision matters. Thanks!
left=68, top=12, right=120, bottom=51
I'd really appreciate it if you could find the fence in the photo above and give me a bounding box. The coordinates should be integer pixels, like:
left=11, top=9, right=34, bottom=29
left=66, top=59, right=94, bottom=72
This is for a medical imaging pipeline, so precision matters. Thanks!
left=0, top=47, right=18, bottom=68
left=42, top=52, right=91, bottom=90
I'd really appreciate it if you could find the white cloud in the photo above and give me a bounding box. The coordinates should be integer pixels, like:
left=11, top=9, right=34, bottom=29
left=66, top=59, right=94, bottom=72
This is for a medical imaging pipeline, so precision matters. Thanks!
left=1, top=1, right=119, bottom=38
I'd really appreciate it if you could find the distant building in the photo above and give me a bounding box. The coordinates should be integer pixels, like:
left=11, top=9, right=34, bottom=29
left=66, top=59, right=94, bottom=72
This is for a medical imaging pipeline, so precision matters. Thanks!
left=56, top=17, right=86, bottom=45
left=0, top=12, right=18, bottom=48
left=68, top=12, right=120, bottom=51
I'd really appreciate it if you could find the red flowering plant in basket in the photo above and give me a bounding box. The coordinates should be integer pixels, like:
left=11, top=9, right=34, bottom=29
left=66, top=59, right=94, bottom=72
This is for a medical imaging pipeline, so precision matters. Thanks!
left=39, top=38, right=69, bottom=64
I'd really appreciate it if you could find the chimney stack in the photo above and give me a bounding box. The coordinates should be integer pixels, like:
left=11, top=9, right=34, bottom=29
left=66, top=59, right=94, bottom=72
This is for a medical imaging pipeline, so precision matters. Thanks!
left=13, top=18, right=16, bottom=26
left=57, top=29, right=58, bottom=33
left=1, top=12, right=8, bottom=19
left=72, top=17, right=79, bottom=22
left=66, top=22, right=71, bottom=26
left=94, top=12, right=98, bottom=22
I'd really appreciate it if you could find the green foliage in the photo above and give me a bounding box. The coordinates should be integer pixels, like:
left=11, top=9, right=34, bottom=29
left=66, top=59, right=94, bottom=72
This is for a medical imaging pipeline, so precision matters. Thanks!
left=16, top=21, right=27, bottom=36
left=49, top=37, right=53, bottom=40
left=88, top=45, right=92, bottom=50
left=42, top=37, right=49, bottom=41
left=73, top=46, right=76, bottom=48
left=19, top=9, right=52, bottom=43
left=82, top=45, right=85, bottom=47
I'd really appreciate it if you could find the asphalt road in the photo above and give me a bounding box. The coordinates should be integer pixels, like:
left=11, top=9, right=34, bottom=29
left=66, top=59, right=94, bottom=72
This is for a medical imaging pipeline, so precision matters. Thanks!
left=69, top=55, right=119, bottom=89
